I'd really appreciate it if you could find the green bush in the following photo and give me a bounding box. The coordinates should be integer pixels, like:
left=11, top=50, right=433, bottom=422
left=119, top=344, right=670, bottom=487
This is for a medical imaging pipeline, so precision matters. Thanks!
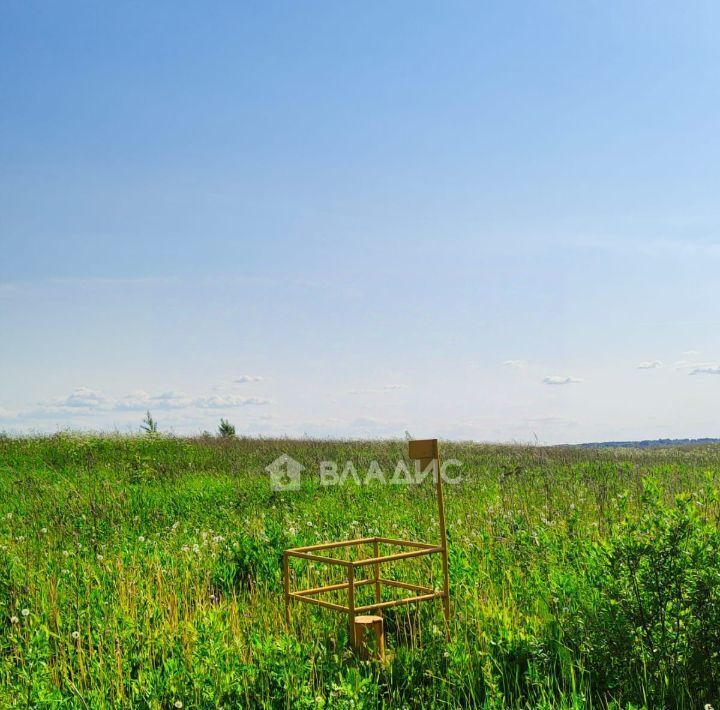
left=549, top=480, right=720, bottom=707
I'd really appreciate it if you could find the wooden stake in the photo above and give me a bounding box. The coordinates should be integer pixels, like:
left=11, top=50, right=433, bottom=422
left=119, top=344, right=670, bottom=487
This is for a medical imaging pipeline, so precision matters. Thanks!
left=352, top=615, right=385, bottom=661
left=283, top=551, right=290, bottom=623
left=373, top=539, right=382, bottom=610
left=348, top=563, right=356, bottom=647
left=434, top=439, right=451, bottom=633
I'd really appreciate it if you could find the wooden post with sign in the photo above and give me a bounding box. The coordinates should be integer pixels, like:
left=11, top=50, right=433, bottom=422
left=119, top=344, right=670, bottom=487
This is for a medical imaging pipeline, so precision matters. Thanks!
left=283, top=439, right=451, bottom=650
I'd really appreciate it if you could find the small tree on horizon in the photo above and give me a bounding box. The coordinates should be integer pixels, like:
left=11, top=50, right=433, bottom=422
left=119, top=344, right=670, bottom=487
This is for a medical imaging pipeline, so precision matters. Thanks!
left=141, top=410, right=158, bottom=435
left=218, top=418, right=236, bottom=438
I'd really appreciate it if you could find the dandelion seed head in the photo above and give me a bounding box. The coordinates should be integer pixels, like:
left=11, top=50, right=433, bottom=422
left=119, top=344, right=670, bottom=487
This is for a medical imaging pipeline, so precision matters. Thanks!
left=21, top=608, right=29, bottom=617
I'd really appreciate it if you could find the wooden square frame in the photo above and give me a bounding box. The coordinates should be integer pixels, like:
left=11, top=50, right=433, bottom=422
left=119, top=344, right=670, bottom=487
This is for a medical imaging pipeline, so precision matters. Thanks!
left=283, top=439, right=450, bottom=644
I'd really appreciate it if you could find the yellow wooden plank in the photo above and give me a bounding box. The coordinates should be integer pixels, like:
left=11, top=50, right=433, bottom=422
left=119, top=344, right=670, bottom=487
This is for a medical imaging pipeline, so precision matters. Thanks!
left=352, top=546, right=442, bottom=568
left=287, top=537, right=377, bottom=553
left=288, top=593, right=349, bottom=613
left=287, top=550, right=352, bottom=567
left=354, top=591, right=444, bottom=613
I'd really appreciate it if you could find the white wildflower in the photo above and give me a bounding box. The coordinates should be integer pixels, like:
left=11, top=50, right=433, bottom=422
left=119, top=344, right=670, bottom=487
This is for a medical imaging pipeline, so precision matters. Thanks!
left=71, top=630, right=80, bottom=640
left=21, top=608, right=29, bottom=617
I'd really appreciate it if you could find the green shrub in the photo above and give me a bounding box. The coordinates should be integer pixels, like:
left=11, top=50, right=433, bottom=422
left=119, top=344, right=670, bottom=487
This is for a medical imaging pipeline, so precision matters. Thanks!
left=550, top=480, right=720, bottom=707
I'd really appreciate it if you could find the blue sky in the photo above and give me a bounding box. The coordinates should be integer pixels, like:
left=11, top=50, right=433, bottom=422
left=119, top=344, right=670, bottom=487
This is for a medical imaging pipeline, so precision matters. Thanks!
left=1, top=1, right=720, bottom=442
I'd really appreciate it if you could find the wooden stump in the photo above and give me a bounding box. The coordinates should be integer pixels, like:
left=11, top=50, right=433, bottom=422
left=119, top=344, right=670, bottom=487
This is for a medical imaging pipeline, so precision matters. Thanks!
left=352, top=614, right=385, bottom=661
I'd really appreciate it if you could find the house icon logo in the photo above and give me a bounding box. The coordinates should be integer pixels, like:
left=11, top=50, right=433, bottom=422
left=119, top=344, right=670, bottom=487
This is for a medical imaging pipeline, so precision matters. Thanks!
left=266, top=454, right=304, bottom=491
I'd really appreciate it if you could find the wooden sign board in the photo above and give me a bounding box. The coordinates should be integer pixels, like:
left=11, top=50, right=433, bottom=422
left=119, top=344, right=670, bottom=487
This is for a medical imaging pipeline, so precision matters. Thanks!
left=408, top=438, right=437, bottom=461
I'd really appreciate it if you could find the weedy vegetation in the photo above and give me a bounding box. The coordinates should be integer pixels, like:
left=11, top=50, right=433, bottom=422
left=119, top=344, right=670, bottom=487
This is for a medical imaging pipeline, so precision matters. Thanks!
left=1, top=435, right=719, bottom=708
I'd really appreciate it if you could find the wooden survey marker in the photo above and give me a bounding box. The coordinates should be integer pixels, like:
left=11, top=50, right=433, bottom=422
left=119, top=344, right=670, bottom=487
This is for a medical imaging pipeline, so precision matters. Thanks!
left=283, top=439, right=451, bottom=653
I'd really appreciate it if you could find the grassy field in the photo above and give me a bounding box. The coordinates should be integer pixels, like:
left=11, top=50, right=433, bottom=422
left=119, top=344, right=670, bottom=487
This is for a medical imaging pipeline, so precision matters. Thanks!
left=1, top=435, right=720, bottom=708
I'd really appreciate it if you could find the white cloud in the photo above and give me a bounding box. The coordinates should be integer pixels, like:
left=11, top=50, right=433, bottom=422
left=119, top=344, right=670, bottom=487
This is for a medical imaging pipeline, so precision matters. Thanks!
left=193, top=395, right=271, bottom=408
left=675, top=359, right=718, bottom=372
left=504, top=359, right=528, bottom=369
left=637, top=361, right=662, bottom=369
left=40, top=387, right=112, bottom=411
left=114, top=390, right=153, bottom=410
left=234, top=375, right=264, bottom=383
left=29, top=386, right=272, bottom=417
left=115, top=390, right=193, bottom=411
left=63, top=387, right=110, bottom=409
left=690, top=365, right=720, bottom=376
left=543, top=376, right=582, bottom=385
left=682, top=350, right=701, bottom=356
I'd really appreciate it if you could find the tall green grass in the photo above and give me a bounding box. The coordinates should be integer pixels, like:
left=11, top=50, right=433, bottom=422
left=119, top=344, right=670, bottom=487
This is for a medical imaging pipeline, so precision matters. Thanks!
left=1, top=434, right=719, bottom=708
